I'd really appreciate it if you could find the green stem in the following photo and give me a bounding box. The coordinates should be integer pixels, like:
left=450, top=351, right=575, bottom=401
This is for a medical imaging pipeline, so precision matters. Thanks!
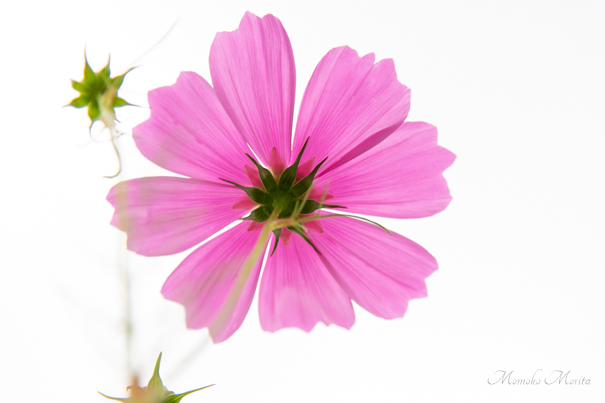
left=299, top=213, right=392, bottom=235
left=210, top=208, right=281, bottom=336
left=104, top=124, right=122, bottom=179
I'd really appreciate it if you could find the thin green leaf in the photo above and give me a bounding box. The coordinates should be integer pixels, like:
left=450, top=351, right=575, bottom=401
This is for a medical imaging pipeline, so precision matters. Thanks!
left=147, top=353, right=165, bottom=398
left=278, top=137, right=309, bottom=191
left=308, top=214, right=392, bottom=235
left=220, top=179, right=269, bottom=204
left=162, top=385, right=214, bottom=403
left=246, top=154, right=277, bottom=192
left=292, top=186, right=313, bottom=218
left=290, top=157, right=327, bottom=198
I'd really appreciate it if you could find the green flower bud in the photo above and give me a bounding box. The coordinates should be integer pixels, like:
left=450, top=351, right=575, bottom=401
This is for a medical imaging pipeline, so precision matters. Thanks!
left=67, top=54, right=133, bottom=129
left=99, top=353, right=213, bottom=403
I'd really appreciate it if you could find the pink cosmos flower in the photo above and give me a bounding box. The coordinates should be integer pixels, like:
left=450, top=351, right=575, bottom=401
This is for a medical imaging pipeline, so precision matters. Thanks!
left=108, top=12, right=455, bottom=343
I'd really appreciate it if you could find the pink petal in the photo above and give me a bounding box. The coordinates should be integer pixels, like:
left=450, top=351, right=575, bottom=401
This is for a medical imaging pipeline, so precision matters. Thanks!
left=293, top=46, right=410, bottom=173
left=280, top=228, right=292, bottom=245
left=259, top=233, right=354, bottom=332
left=318, top=122, right=455, bottom=218
left=210, top=12, right=295, bottom=165
left=268, top=147, right=287, bottom=177
left=232, top=195, right=257, bottom=210
left=303, top=219, right=323, bottom=233
left=314, top=217, right=437, bottom=319
left=296, top=157, right=315, bottom=181
left=308, top=186, right=334, bottom=202
left=107, top=177, right=248, bottom=256
left=247, top=221, right=264, bottom=231
left=133, top=72, right=251, bottom=184
left=161, top=222, right=267, bottom=343
left=244, top=164, right=263, bottom=189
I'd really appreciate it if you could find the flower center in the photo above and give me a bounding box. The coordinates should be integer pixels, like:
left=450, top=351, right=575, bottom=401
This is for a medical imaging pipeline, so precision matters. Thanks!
left=220, top=138, right=344, bottom=253
left=222, top=138, right=342, bottom=222
left=269, top=189, right=295, bottom=216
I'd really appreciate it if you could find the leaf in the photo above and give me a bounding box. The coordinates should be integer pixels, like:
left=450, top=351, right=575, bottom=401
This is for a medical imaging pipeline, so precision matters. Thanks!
left=312, top=214, right=392, bottom=235
left=270, top=228, right=282, bottom=256
left=220, top=179, right=269, bottom=204
left=246, top=154, right=277, bottom=192
left=290, top=157, right=327, bottom=198
left=162, top=386, right=214, bottom=403
left=278, top=137, right=309, bottom=191
left=68, top=95, right=90, bottom=108
left=147, top=353, right=165, bottom=398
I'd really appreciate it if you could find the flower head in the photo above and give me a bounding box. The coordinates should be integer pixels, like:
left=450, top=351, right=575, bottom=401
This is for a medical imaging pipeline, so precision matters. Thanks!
left=108, top=12, right=455, bottom=342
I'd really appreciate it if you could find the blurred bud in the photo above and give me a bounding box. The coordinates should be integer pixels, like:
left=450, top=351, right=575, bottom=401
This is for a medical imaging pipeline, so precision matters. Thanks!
left=100, top=353, right=214, bottom=403
left=67, top=53, right=135, bottom=177
left=67, top=53, right=133, bottom=129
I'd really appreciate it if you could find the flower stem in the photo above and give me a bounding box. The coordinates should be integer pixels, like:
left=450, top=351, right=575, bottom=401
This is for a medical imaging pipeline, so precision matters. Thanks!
left=120, top=244, right=136, bottom=385
left=106, top=120, right=136, bottom=383
left=299, top=213, right=392, bottom=235
left=211, top=209, right=280, bottom=336
left=103, top=123, right=122, bottom=179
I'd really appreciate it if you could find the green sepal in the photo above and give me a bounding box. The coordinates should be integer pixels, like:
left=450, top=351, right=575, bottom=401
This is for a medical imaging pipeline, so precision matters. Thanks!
left=246, top=154, right=277, bottom=192
left=162, top=386, right=214, bottom=403
left=315, top=214, right=392, bottom=235
left=69, top=54, right=133, bottom=125
left=291, top=157, right=327, bottom=198
left=71, top=79, right=87, bottom=93
left=298, top=200, right=345, bottom=215
left=113, top=97, right=130, bottom=107
left=243, top=206, right=272, bottom=222
left=99, top=58, right=111, bottom=82
left=98, top=392, right=128, bottom=402
left=147, top=353, right=166, bottom=399
left=111, top=67, right=135, bottom=88
left=270, top=228, right=282, bottom=256
left=68, top=95, right=90, bottom=108
left=88, top=102, right=101, bottom=121
left=83, top=55, right=95, bottom=83
left=112, top=75, right=125, bottom=88
left=220, top=179, right=269, bottom=204
left=288, top=225, right=320, bottom=254
left=278, top=137, right=309, bottom=191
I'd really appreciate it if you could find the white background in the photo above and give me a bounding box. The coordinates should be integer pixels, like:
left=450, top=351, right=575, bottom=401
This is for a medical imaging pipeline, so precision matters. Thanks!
left=1, top=0, right=604, bottom=401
